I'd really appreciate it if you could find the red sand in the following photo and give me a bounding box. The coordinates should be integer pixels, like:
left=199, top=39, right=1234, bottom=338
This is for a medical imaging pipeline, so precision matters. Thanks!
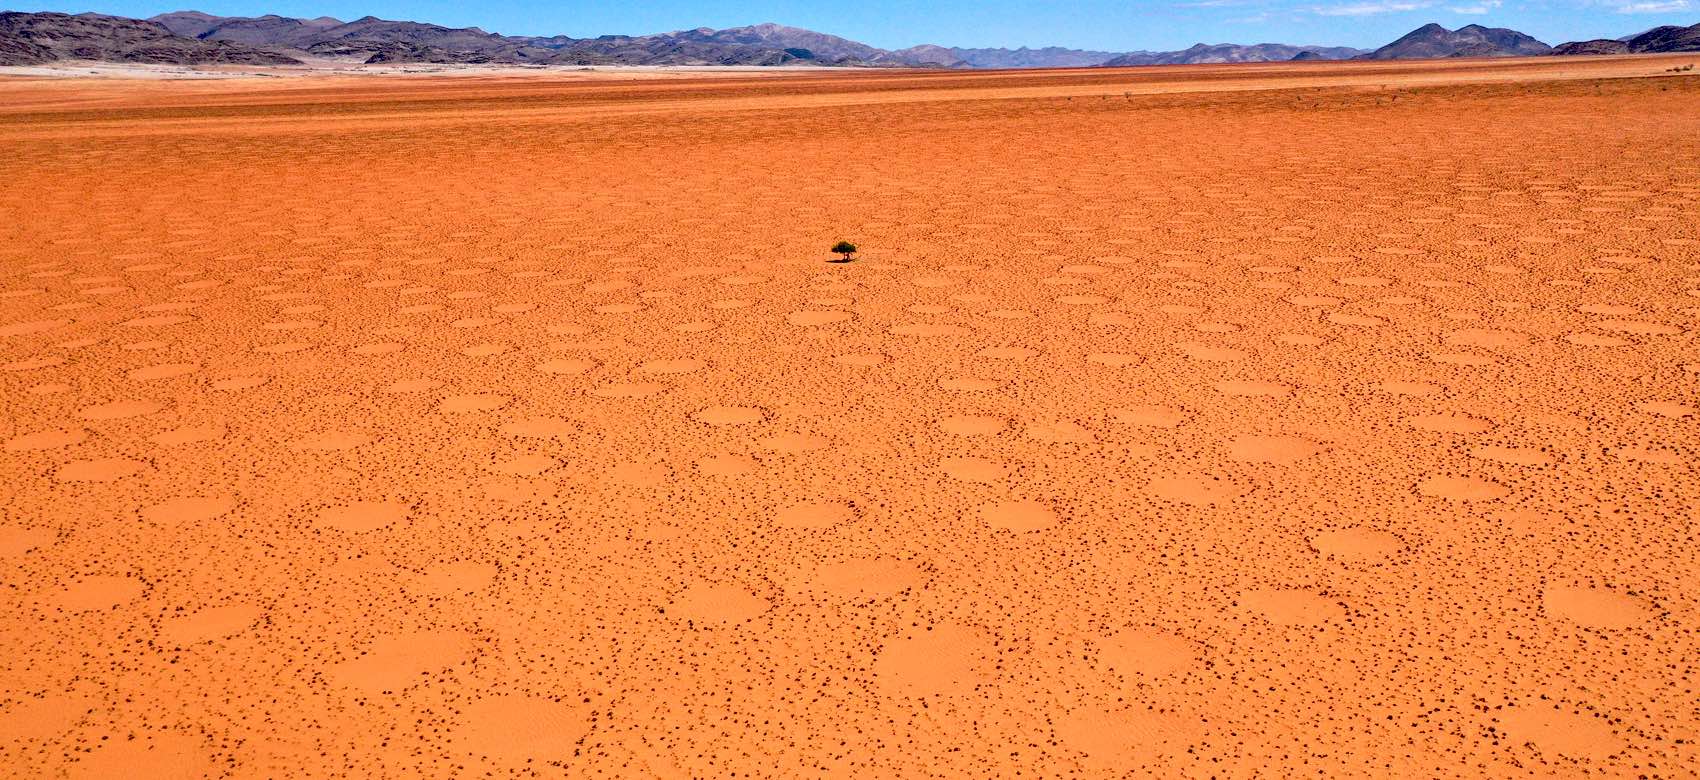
left=1, top=56, right=1697, bottom=776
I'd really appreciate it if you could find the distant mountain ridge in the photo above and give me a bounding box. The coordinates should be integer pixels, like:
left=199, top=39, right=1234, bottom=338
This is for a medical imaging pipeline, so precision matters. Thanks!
left=1, top=10, right=1372, bottom=69
left=1106, top=42, right=1364, bottom=66
left=3, top=10, right=1698, bottom=69
left=145, top=15, right=1144, bottom=68
left=146, top=16, right=914, bottom=66
left=931, top=46, right=1127, bottom=68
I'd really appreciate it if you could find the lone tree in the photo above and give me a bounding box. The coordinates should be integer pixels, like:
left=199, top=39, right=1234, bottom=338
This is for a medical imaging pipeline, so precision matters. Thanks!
left=830, top=241, right=858, bottom=263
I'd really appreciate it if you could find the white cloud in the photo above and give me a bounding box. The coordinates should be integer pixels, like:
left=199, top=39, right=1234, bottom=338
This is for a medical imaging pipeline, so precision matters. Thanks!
left=1312, top=0, right=1433, bottom=15
left=1448, top=0, right=1501, bottom=13
left=1613, top=0, right=1689, bottom=10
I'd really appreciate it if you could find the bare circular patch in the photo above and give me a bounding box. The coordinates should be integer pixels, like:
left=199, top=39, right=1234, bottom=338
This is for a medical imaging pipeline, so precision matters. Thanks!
left=4, top=428, right=86, bottom=452
left=55, top=458, right=145, bottom=482
left=43, top=575, right=144, bottom=611
left=1497, top=707, right=1626, bottom=761
left=330, top=630, right=474, bottom=693
left=1542, top=585, right=1651, bottom=629
left=873, top=623, right=995, bottom=698
left=1310, top=527, right=1402, bottom=562
left=159, top=604, right=264, bottom=645
left=939, top=415, right=1005, bottom=435
left=1098, top=627, right=1200, bottom=678
left=979, top=500, right=1058, bottom=532
left=693, top=406, right=765, bottom=425
left=787, top=310, right=852, bottom=326
left=1226, top=434, right=1320, bottom=464
left=1240, top=587, right=1343, bottom=625
left=939, top=457, right=1007, bottom=482
left=453, top=695, right=594, bottom=764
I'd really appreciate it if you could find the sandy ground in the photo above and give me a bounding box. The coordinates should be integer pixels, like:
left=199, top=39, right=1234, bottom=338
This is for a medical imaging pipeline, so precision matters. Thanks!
left=0, top=57, right=1697, bottom=777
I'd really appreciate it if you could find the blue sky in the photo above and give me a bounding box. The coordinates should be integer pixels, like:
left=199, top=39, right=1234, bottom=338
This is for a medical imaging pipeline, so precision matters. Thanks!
left=13, top=0, right=1695, bottom=51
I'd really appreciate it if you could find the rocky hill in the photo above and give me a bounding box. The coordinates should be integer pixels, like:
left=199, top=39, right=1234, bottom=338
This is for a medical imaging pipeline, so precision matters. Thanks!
left=153, top=11, right=564, bottom=64
left=1629, top=22, right=1700, bottom=51
left=0, top=11, right=301, bottom=65
left=1554, top=22, right=1700, bottom=54
left=663, top=23, right=900, bottom=65
left=1551, top=39, right=1634, bottom=55
left=1364, top=23, right=1550, bottom=59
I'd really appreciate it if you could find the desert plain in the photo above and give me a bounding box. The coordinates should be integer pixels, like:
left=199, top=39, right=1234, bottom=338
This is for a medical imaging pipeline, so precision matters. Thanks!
left=0, top=55, right=1698, bottom=776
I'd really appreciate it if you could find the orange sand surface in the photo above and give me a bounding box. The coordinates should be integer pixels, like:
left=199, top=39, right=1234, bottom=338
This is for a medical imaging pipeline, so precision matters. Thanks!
left=1, top=57, right=1698, bottom=776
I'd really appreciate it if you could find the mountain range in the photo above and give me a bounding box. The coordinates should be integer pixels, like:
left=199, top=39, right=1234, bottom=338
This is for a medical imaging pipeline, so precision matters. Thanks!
left=0, top=10, right=300, bottom=64
left=1, top=11, right=1697, bottom=69
left=1104, top=43, right=1365, bottom=66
